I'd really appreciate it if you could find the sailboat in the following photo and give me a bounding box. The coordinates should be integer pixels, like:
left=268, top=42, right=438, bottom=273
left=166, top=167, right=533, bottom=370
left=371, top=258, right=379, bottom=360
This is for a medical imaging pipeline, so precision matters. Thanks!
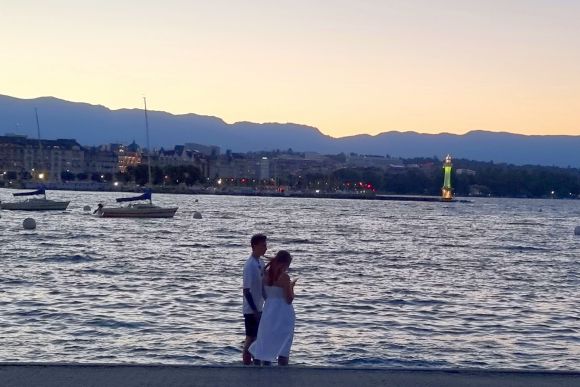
left=1, top=187, right=70, bottom=211
left=0, top=110, right=72, bottom=211
left=97, top=188, right=177, bottom=218
left=96, top=98, right=178, bottom=218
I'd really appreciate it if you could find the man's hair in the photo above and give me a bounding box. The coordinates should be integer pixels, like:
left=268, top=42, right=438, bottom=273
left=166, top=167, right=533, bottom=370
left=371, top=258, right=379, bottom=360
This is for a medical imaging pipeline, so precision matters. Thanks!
left=251, top=233, right=267, bottom=247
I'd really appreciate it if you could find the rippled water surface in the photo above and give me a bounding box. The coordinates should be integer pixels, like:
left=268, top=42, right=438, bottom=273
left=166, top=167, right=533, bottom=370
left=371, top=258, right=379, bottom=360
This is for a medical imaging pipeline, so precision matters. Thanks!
left=1, top=188, right=579, bottom=370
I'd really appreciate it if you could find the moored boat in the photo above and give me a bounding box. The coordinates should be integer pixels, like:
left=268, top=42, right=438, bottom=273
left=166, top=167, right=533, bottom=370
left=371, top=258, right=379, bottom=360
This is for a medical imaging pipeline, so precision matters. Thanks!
left=95, top=98, right=178, bottom=219
left=96, top=190, right=177, bottom=218
left=98, top=203, right=178, bottom=218
left=0, top=188, right=70, bottom=211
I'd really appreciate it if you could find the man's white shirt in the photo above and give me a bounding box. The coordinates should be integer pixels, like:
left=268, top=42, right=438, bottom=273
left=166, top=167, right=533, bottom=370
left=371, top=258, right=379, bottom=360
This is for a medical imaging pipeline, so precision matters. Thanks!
left=242, top=255, right=265, bottom=314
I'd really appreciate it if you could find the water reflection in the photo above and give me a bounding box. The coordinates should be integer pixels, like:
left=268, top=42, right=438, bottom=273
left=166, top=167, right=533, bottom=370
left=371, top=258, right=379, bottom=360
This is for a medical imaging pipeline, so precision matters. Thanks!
left=0, top=189, right=579, bottom=370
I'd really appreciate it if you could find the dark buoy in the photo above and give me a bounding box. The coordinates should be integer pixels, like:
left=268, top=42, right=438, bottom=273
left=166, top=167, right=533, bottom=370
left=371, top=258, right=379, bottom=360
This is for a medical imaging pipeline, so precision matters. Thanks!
left=23, top=218, right=37, bottom=230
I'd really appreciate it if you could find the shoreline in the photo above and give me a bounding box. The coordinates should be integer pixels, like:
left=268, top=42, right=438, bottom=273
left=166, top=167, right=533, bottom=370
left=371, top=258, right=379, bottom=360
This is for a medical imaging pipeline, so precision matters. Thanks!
left=0, top=185, right=480, bottom=203
left=2, top=184, right=576, bottom=201
left=0, top=363, right=578, bottom=387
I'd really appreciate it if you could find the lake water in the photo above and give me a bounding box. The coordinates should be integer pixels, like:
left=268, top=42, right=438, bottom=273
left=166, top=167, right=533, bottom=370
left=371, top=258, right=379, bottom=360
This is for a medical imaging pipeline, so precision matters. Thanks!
left=1, top=188, right=579, bottom=370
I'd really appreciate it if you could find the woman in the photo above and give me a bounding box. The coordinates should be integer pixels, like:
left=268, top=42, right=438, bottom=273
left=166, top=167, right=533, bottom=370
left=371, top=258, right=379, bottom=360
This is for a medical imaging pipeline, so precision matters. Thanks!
left=249, top=250, right=297, bottom=365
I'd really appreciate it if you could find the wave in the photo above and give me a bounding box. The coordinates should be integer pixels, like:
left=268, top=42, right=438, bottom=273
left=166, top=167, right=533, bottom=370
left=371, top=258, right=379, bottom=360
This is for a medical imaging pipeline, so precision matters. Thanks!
left=42, top=255, right=96, bottom=263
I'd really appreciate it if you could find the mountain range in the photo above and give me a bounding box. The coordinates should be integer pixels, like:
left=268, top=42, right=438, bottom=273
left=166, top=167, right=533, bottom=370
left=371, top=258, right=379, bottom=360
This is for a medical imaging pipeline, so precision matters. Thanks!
left=1, top=94, right=579, bottom=167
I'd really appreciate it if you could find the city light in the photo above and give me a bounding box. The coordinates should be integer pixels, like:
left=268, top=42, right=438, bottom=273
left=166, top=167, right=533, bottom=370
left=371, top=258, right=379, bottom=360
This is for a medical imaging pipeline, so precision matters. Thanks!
left=38, top=173, right=45, bottom=179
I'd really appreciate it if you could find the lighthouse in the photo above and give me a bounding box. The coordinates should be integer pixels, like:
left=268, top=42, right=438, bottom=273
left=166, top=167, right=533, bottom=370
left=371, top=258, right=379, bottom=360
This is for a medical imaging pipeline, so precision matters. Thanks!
left=441, top=154, right=453, bottom=201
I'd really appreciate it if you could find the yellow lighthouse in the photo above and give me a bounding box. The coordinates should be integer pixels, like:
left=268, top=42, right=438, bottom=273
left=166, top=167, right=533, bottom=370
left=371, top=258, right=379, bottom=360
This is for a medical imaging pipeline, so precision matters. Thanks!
left=441, top=154, right=453, bottom=201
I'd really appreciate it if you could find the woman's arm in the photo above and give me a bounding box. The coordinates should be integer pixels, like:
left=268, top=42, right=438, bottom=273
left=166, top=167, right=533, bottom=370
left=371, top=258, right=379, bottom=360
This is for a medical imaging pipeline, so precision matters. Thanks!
left=280, top=273, right=294, bottom=304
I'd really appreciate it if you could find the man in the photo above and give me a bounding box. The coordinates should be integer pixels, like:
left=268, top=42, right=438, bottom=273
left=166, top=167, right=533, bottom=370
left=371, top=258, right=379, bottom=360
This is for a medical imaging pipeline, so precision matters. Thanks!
left=92, top=203, right=104, bottom=215
left=242, top=233, right=267, bottom=365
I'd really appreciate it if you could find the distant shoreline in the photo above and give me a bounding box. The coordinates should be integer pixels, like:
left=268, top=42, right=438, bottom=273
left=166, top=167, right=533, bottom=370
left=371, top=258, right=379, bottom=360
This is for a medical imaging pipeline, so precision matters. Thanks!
left=1, top=184, right=577, bottom=201
left=0, top=185, right=469, bottom=202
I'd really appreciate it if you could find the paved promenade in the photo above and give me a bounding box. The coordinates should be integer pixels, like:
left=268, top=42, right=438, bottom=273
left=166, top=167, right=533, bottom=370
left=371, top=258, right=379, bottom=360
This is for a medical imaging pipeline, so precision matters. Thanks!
left=0, top=363, right=578, bottom=387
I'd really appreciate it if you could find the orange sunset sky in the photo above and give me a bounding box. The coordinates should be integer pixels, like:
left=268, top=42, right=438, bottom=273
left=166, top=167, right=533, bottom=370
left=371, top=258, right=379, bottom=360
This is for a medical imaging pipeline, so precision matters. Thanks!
left=1, top=0, right=579, bottom=137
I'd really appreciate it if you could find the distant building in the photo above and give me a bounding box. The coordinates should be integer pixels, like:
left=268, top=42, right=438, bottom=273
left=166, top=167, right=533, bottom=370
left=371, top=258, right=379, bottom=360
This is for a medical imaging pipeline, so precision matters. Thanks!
left=270, top=153, right=338, bottom=178
left=258, top=157, right=270, bottom=179
left=303, top=152, right=325, bottom=161
left=84, top=147, right=119, bottom=175
left=0, top=135, right=83, bottom=182
left=184, top=142, right=220, bottom=157
left=117, top=141, right=142, bottom=173
left=156, top=145, right=210, bottom=178
left=346, top=154, right=403, bottom=169
left=214, top=153, right=260, bottom=179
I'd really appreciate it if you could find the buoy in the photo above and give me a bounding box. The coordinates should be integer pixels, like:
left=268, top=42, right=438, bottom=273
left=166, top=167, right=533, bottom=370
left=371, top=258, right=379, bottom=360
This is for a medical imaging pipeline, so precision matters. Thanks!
left=83, top=205, right=91, bottom=211
left=23, top=218, right=37, bottom=230
left=193, top=211, right=202, bottom=219
left=575, top=226, right=580, bottom=236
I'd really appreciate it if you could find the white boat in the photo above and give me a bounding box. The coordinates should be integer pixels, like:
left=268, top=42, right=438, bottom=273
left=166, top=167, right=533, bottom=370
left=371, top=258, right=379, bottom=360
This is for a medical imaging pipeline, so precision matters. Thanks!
left=0, top=188, right=70, bottom=211
left=96, top=190, right=177, bottom=218
left=98, top=203, right=177, bottom=218
left=95, top=98, right=178, bottom=219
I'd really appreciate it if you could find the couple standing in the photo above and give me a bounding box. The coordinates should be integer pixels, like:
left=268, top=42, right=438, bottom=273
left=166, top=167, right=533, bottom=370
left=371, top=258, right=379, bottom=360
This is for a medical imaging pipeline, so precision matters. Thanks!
left=242, top=234, right=297, bottom=366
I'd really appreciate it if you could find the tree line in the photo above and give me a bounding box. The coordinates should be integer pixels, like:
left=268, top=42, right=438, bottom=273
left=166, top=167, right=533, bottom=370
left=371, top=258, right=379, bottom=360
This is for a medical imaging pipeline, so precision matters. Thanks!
left=282, top=158, right=580, bottom=198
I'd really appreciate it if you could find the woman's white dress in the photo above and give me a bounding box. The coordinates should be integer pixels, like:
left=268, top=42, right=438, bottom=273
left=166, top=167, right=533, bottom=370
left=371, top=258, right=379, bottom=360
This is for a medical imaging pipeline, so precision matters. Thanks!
left=249, top=285, right=295, bottom=361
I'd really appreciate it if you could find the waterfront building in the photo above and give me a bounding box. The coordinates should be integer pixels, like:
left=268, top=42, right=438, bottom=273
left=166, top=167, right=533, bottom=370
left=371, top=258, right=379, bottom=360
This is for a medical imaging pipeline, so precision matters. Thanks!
left=84, top=147, right=119, bottom=176
left=184, top=142, right=220, bottom=157
left=0, top=135, right=83, bottom=182
left=156, top=145, right=210, bottom=178
left=117, top=141, right=142, bottom=173
left=214, top=153, right=260, bottom=179
left=345, top=153, right=404, bottom=169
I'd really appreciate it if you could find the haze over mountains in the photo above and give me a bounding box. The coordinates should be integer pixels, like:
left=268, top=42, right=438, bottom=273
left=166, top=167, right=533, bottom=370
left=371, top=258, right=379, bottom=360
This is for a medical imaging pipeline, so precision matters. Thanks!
left=1, top=94, right=579, bottom=167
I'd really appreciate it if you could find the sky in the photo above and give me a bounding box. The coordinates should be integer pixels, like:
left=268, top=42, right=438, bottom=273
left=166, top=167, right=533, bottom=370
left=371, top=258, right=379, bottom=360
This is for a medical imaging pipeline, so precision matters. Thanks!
left=1, top=0, right=579, bottom=137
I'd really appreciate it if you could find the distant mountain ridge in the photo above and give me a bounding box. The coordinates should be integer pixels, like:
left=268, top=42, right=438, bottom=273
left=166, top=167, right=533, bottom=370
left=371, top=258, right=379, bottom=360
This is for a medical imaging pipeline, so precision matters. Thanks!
left=1, top=94, right=579, bottom=167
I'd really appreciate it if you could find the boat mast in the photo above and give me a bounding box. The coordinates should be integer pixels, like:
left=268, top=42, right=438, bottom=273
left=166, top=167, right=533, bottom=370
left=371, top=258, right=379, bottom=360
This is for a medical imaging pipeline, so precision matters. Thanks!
left=143, top=97, right=153, bottom=203
left=34, top=108, right=46, bottom=199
